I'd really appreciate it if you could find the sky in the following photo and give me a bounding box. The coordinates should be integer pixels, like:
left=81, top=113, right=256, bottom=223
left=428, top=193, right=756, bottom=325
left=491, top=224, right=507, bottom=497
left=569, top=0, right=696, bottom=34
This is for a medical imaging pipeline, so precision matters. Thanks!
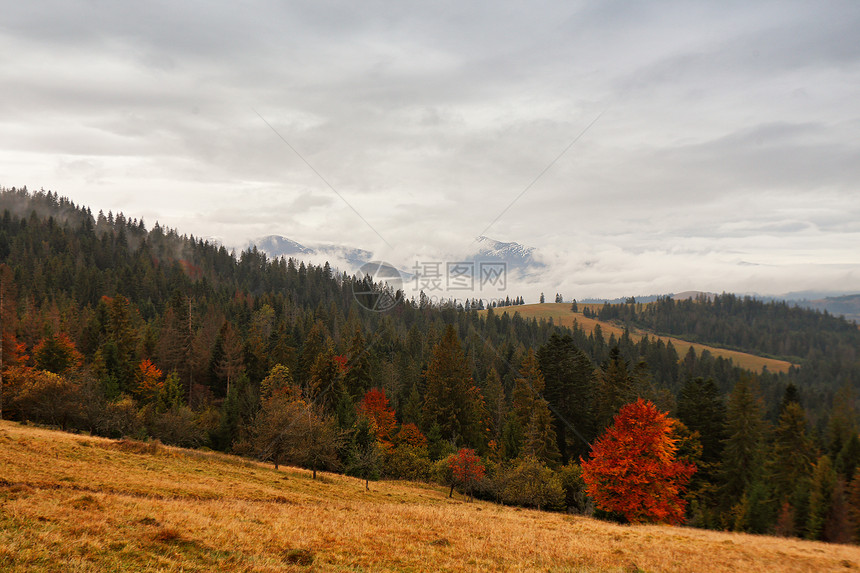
left=2, top=0, right=859, bottom=301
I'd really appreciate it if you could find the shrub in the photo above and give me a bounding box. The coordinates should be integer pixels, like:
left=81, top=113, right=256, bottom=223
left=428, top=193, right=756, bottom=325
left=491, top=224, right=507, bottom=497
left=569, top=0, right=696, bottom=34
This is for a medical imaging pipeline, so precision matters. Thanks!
left=500, top=456, right=565, bottom=511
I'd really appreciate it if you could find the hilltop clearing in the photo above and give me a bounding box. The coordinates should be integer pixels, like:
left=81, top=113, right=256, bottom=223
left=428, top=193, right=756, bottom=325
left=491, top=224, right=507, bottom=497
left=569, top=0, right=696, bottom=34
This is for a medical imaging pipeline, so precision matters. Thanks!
left=483, top=303, right=794, bottom=374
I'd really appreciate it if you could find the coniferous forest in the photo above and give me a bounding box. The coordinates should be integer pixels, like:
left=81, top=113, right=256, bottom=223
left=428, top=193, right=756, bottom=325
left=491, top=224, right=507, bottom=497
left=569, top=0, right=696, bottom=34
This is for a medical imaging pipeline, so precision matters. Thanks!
left=2, top=187, right=859, bottom=541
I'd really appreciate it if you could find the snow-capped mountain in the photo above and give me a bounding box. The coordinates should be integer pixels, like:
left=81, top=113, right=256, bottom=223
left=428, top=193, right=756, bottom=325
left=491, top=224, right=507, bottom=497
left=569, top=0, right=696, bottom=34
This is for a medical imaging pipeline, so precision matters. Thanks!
left=249, top=235, right=373, bottom=271
left=253, top=235, right=313, bottom=258
left=466, top=236, right=544, bottom=277
left=249, top=234, right=544, bottom=281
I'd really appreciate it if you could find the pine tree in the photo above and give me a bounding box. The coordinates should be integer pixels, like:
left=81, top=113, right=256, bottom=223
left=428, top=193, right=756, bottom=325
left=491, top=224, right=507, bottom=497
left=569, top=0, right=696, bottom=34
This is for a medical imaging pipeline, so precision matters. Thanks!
left=538, top=332, right=595, bottom=464
left=422, top=325, right=485, bottom=448
left=346, top=415, right=382, bottom=490
left=482, top=367, right=507, bottom=457
left=593, top=346, right=634, bottom=432
left=720, top=376, right=767, bottom=517
left=807, top=455, right=838, bottom=540
left=344, top=326, right=372, bottom=400
left=676, top=377, right=726, bottom=470
left=0, top=263, right=17, bottom=421
left=769, top=402, right=815, bottom=505
left=510, top=350, right=560, bottom=467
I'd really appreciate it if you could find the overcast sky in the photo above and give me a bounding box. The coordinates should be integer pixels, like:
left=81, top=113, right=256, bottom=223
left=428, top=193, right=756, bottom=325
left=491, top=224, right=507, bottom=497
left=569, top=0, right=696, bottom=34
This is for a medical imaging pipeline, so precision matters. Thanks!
left=2, top=0, right=859, bottom=300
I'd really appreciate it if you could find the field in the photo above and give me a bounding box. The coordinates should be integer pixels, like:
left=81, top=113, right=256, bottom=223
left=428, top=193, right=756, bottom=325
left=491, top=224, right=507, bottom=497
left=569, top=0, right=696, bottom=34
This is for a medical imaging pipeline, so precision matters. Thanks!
left=2, top=421, right=857, bottom=572
left=485, top=303, right=794, bottom=374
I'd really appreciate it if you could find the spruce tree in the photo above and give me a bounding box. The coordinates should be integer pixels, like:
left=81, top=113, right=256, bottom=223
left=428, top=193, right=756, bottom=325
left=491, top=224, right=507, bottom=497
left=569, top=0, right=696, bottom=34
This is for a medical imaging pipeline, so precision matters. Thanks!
left=807, top=455, right=838, bottom=540
left=768, top=402, right=815, bottom=505
left=537, top=332, right=595, bottom=463
left=676, top=377, right=726, bottom=470
left=422, top=325, right=485, bottom=448
left=720, top=376, right=767, bottom=517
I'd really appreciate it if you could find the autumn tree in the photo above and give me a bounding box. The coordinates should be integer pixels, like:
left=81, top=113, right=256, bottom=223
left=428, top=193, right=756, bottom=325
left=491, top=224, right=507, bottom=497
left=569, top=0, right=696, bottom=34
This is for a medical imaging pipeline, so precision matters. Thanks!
left=581, top=398, right=696, bottom=524
left=34, top=332, right=83, bottom=375
left=252, top=394, right=341, bottom=478
left=449, top=448, right=486, bottom=501
left=359, top=388, right=397, bottom=447
left=134, top=358, right=164, bottom=402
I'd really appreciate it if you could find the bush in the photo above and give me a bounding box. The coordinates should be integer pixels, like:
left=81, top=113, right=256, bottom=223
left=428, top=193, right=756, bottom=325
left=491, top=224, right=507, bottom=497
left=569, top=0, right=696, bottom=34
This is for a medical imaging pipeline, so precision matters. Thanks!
left=10, top=369, right=84, bottom=429
left=499, top=456, right=565, bottom=511
left=97, top=395, right=145, bottom=439
left=384, top=444, right=431, bottom=481
left=151, top=406, right=206, bottom=448
left=558, top=463, right=589, bottom=514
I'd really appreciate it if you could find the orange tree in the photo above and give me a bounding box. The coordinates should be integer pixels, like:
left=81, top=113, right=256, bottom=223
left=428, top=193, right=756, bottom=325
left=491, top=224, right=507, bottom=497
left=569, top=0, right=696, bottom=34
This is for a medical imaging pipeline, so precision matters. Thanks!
left=581, top=398, right=696, bottom=524
left=359, top=388, right=397, bottom=447
left=449, top=448, right=486, bottom=501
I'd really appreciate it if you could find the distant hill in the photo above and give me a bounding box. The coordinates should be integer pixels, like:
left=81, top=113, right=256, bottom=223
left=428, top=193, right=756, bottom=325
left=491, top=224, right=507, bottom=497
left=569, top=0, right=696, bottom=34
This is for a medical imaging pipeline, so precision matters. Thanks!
left=482, top=302, right=794, bottom=374
left=795, top=294, right=860, bottom=324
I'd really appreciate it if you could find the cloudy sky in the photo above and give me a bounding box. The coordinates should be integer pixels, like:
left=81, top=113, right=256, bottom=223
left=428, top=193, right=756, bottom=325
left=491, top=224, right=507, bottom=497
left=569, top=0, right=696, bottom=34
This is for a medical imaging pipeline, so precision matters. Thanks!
left=2, top=0, right=859, bottom=300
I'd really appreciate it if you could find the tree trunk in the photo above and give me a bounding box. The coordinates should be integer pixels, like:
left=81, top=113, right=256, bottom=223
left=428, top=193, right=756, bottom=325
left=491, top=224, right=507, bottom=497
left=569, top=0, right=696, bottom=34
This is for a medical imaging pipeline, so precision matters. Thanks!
left=449, top=483, right=454, bottom=498
left=365, top=478, right=369, bottom=491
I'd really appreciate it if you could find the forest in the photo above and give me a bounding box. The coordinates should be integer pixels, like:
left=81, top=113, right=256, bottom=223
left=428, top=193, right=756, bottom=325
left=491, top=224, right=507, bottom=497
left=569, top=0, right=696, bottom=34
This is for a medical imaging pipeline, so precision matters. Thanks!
left=1, top=187, right=859, bottom=542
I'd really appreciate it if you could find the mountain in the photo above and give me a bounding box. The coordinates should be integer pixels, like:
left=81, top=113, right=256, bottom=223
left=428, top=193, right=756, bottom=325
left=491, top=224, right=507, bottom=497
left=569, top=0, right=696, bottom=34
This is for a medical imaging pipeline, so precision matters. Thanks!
left=796, top=294, right=860, bottom=323
left=452, top=235, right=544, bottom=280
left=253, top=235, right=313, bottom=258
left=250, top=235, right=373, bottom=272
left=250, top=234, right=544, bottom=281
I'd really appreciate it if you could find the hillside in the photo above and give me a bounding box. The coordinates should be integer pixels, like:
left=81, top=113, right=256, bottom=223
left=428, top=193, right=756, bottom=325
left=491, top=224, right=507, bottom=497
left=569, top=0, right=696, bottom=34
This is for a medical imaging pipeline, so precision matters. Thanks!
left=484, top=303, right=795, bottom=374
left=2, top=420, right=858, bottom=573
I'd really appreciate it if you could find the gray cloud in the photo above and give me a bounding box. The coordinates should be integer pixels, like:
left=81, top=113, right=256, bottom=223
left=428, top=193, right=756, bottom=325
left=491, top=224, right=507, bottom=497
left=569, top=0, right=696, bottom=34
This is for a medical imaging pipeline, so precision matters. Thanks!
left=1, top=0, right=859, bottom=298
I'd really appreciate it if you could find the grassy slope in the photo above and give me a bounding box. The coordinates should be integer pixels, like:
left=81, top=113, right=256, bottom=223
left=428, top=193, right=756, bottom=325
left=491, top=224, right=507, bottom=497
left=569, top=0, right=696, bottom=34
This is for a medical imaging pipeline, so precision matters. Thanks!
left=484, top=303, right=794, bottom=374
left=2, top=421, right=856, bottom=572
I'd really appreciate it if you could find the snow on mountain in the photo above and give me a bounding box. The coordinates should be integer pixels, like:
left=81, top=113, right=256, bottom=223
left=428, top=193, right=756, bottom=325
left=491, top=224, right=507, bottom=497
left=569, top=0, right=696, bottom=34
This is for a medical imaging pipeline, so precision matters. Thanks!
left=468, top=236, right=544, bottom=277
left=249, top=235, right=373, bottom=272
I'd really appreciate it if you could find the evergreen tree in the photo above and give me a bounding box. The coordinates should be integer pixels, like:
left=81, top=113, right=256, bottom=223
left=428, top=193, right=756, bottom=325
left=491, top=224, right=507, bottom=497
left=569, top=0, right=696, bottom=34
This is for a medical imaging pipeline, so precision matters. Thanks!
left=807, top=455, right=838, bottom=540
left=346, top=415, right=382, bottom=490
left=593, top=346, right=634, bottom=432
left=768, top=402, right=815, bottom=505
left=676, top=377, right=726, bottom=470
left=511, top=350, right=560, bottom=467
left=422, top=325, right=485, bottom=448
left=537, top=332, right=595, bottom=463
left=344, top=325, right=372, bottom=400
left=720, top=376, right=767, bottom=518
left=482, top=367, right=507, bottom=457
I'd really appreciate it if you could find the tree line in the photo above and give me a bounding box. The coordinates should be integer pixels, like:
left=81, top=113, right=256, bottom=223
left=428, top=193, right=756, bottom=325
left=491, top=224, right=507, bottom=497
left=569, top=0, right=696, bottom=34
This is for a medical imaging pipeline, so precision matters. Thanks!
left=0, top=187, right=858, bottom=541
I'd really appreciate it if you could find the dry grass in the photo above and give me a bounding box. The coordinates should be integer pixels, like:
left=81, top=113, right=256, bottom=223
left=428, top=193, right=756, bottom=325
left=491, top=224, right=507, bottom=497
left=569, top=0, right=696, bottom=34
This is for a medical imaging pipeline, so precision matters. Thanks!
left=485, top=303, right=794, bottom=374
left=2, top=420, right=855, bottom=572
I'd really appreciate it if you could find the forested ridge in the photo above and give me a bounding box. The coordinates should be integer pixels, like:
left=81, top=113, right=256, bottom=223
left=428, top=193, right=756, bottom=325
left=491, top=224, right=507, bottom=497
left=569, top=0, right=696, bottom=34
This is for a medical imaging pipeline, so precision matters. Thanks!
left=2, top=187, right=860, bottom=541
left=595, top=294, right=860, bottom=411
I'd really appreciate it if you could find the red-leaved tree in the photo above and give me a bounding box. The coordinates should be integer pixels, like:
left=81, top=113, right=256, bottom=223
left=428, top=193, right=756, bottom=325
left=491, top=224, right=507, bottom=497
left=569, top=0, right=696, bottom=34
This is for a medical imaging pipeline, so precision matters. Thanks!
left=359, top=388, right=397, bottom=447
left=449, top=448, right=486, bottom=501
left=581, top=398, right=696, bottom=524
